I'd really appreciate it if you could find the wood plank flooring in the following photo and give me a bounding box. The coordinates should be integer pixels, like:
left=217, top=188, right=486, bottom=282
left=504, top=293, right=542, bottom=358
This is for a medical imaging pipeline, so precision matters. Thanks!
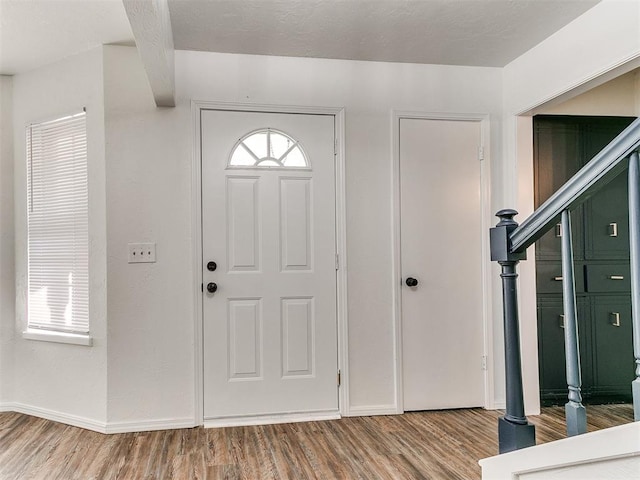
left=0, top=405, right=633, bottom=480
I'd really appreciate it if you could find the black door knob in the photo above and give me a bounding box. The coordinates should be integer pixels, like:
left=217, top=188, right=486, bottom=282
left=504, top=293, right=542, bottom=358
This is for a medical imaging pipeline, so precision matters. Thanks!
left=207, top=261, right=217, bottom=272
left=206, top=282, right=218, bottom=293
left=405, top=277, right=418, bottom=287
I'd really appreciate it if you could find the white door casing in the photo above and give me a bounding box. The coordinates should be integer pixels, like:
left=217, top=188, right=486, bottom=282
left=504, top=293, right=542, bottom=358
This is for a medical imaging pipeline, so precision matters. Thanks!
left=200, top=109, right=339, bottom=426
left=398, top=116, right=487, bottom=411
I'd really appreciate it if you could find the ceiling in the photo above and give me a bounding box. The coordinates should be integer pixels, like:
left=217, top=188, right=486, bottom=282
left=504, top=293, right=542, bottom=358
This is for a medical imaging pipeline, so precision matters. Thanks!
left=0, top=0, right=600, bottom=76
left=169, top=0, right=600, bottom=68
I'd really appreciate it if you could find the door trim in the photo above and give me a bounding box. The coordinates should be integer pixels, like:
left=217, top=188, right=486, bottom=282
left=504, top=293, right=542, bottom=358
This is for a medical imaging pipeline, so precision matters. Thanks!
left=191, top=101, right=349, bottom=425
left=391, top=111, right=494, bottom=413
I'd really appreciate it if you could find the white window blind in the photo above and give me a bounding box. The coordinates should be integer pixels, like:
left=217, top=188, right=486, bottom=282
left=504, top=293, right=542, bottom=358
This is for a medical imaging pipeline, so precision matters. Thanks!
left=27, top=111, right=89, bottom=334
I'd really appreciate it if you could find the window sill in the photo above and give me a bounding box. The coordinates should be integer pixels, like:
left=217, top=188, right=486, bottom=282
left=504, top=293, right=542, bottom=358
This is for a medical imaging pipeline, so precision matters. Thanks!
left=22, top=329, right=93, bottom=346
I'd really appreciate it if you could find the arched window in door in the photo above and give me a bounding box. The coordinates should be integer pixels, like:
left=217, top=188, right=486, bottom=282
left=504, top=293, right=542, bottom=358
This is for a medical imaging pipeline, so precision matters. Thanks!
left=228, top=128, right=310, bottom=168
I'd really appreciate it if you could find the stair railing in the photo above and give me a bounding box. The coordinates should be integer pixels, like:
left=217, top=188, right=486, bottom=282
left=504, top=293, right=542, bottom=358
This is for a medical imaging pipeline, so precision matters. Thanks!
left=490, top=117, right=640, bottom=454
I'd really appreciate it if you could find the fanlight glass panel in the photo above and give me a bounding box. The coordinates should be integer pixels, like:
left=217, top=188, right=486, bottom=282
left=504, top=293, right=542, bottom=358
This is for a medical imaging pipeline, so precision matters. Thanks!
left=229, top=129, right=310, bottom=168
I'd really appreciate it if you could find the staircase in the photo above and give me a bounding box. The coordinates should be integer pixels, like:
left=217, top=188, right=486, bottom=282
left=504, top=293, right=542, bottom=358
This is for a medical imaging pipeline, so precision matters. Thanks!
left=480, top=422, right=640, bottom=479
left=482, top=118, right=640, bottom=475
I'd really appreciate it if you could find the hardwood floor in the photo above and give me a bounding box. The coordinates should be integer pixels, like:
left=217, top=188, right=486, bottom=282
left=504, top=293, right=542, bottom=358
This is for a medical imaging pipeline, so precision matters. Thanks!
left=0, top=405, right=633, bottom=480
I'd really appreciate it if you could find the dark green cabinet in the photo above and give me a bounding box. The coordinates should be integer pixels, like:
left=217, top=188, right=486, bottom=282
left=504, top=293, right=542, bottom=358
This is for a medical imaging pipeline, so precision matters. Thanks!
left=534, top=115, right=636, bottom=406
left=537, top=298, right=591, bottom=400
left=592, top=296, right=635, bottom=398
left=585, top=173, right=630, bottom=260
left=534, top=119, right=584, bottom=262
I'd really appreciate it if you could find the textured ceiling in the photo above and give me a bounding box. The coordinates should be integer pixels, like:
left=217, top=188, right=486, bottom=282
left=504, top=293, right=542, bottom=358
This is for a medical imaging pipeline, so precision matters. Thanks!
left=0, top=0, right=600, bottom=76
left=168, top=0, right=600, bottom=67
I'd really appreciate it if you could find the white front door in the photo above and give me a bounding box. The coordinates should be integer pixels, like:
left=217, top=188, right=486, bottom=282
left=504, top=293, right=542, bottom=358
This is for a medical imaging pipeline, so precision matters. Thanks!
left=201, top=109, right=338, bottom=425
left=400, top=117, right=485, bottom=411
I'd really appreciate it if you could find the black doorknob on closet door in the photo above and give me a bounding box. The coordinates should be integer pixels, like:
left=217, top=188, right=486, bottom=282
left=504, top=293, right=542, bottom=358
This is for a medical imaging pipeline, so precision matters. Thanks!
left=206, top=282, right=218, bottom=293
left=405, top=277, right=418, bottom=287
left=207, top=261, right=217, bottom=271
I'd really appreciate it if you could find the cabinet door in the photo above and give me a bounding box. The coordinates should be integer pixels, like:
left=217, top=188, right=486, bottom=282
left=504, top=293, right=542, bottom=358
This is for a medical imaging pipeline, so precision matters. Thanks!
left=583, top=119, right=634, bottom=260
left=585, top=263, right=631, bottom=293
left=534, top=118, right=583, bottom=261
left=536, top=261, right=585, bottom=295
left=591, top=296, right=634, bottom=400
left=585, top=172, right=630, bottom=260
left=537, top=298, right=591, bottom=405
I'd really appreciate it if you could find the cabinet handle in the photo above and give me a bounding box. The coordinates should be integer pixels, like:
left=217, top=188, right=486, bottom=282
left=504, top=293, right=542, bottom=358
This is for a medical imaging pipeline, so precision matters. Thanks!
left=608, top=275, right=625, bottom=280
left=610, top=312, right=621, bottom=327
left=609, top=222, right=618, bottom=237
left=559, top=314, right=565, bottom=329
left=553, top=276, right=563, bottom=281
left=555, top=223, right=562, bottom=238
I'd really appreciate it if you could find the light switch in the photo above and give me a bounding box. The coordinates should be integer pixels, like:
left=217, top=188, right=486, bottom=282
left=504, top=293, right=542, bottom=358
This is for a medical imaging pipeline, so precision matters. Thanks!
left=128, top=243, right=156, bottom=263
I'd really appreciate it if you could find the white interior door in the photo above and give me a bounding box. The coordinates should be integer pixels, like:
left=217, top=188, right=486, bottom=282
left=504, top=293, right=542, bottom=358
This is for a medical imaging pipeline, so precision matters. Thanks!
left=201, top=110, right=338, bottom=425
left=400, top=117, right=485, bottom=411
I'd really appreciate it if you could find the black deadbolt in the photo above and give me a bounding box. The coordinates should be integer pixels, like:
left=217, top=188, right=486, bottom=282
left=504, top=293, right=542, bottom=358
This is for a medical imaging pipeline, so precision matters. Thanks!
left=405, top=277, right=418, bottom=287
left=206, top=282, right=218, bottom=293
left=207, top=261, right=217, bottom=272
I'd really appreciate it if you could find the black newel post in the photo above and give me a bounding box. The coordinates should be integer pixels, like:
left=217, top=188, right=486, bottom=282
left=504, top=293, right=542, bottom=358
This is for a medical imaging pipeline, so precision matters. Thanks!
left=490, top=209, right=536, bottom=453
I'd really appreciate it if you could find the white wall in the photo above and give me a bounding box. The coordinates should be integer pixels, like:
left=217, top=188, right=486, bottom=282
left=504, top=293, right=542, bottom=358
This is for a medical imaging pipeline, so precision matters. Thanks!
left=103, top=47, right=195, bottom=428
left=501, top=0, right=640, bottom=416
left=100, top=45, right=504, bottom=424
left=10, top=48, right=108, bottom=427
left=0, top=75, right=14, bottom=405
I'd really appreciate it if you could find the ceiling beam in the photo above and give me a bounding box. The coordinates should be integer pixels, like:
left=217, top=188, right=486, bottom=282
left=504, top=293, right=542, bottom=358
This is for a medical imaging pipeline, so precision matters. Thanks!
left=122, top=0, right=175, bottom=107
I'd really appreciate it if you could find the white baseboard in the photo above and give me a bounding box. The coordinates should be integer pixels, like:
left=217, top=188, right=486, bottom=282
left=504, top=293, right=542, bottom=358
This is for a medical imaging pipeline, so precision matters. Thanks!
left=0, top=402, right=196, bottom=434
left=204, top=409, right=340, bottom=428
left=0, top=402, right=108, bottom=433
left=0, top=403, right=16, bottom=413
left=346, top=404, right=399, bottom=417
left=105, top=417, right=195, bottom=434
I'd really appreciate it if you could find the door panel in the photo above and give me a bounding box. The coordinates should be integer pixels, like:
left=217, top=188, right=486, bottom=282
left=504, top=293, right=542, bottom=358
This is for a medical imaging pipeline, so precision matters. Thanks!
left=280, top=178, right=312, bottom=271
left=201, top=110, right=337, bottom=421
left=592, top=296, right=634, bottom=399
left=400, top=117, right=485, bottom=411
left=537, top=298, right=591, bottom=404
left=228, top=298, right=262, bottom=379
left=585, top=174, right=630, bottom=260
left=226, top=177, right=260, bottom=271
left=282, top=297, right=314, bottom=376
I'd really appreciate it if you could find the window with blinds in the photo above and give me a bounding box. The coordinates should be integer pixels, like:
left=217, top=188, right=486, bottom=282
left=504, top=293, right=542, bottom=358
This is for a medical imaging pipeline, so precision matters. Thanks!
left=26, top=110, right=89, bottom=335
